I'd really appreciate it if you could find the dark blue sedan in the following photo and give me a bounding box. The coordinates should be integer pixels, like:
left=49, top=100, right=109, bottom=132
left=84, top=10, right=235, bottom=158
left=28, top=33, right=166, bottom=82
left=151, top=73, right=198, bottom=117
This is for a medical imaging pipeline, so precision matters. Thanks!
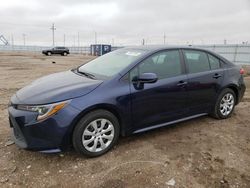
left=8, top=46, right=246, bottom=157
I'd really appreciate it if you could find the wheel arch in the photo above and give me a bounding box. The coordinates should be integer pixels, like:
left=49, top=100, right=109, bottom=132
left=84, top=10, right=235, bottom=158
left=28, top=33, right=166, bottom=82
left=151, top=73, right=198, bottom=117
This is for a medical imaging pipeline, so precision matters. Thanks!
left=69, top=104, right=126, bottom=143
left=216, top=84, right=239, bottom=106
left=225, top=84, right=240, bottom=104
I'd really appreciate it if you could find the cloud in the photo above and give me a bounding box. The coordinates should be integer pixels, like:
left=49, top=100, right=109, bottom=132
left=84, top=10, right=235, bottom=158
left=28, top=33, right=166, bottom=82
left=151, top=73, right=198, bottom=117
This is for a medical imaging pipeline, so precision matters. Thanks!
left=0, top=0, right=249, bottom=46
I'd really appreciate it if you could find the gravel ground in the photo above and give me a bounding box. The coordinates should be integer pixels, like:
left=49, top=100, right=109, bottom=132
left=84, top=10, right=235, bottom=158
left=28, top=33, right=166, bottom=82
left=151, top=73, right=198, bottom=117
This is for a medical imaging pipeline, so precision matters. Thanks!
left=0, top=52, right=250, bottom=188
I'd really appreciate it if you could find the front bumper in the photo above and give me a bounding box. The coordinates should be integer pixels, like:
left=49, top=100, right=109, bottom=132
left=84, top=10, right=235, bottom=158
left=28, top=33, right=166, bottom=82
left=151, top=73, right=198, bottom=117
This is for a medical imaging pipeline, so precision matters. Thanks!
left=8, top=103, right=80, bottom=152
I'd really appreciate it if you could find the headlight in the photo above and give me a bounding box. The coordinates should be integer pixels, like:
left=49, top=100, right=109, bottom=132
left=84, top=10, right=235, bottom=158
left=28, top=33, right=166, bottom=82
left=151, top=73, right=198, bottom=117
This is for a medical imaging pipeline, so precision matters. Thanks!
left=16, top=100, right=70, bottom=121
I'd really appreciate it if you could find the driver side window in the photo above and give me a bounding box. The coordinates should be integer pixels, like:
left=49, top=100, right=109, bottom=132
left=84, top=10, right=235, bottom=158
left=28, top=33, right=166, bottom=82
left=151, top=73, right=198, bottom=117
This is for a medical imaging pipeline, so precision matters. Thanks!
left=130, top=50, right=182, bottom=80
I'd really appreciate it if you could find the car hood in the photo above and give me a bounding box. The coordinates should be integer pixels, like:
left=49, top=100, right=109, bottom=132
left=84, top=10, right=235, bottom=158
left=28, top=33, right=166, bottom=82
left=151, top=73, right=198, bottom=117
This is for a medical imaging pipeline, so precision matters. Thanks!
left=14, top=70, right=103, bottom=105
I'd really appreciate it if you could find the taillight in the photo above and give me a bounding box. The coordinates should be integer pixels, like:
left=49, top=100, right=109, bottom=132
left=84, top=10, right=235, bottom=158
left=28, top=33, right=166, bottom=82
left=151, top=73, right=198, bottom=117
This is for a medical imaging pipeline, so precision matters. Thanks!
left=240, top=68, right=245, bottom=75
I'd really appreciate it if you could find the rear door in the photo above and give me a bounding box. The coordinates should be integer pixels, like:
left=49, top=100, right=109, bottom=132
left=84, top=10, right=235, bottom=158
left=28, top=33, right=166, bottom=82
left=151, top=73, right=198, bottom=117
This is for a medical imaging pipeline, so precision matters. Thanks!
left=182, top=49, right=224, bottom=115
left=130, top=50, right=189, bottom=131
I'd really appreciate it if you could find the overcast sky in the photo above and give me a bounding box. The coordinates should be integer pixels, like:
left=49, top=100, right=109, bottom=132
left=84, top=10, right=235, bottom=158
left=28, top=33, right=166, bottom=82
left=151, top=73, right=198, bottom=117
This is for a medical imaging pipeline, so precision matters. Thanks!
left=0, top=0, right=250, bottom=46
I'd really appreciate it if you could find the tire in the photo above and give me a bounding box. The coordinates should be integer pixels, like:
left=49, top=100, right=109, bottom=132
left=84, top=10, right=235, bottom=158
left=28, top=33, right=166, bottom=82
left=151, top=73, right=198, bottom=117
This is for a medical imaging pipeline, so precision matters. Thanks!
left=212, top=88, right=236, bottom=119
left=72, top=110, right=120, bottom=157
left=63, top=52, right=68, bottom=56
left=47, top=52, right=52, bottom=56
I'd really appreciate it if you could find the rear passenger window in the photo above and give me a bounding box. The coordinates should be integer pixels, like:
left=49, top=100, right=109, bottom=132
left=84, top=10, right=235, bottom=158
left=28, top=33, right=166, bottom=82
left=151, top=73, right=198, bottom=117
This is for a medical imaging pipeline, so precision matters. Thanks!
left=208, top=54, right=220, bottom=70
left=183, top=50, right=210, bottom=74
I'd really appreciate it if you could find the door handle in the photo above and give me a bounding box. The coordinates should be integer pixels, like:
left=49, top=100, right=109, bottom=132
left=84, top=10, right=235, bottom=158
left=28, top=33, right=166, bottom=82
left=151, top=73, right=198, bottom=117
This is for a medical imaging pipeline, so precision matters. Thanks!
left=177, top=81, right=188, bottom=87
left=213, top=73, right=222, bottom=79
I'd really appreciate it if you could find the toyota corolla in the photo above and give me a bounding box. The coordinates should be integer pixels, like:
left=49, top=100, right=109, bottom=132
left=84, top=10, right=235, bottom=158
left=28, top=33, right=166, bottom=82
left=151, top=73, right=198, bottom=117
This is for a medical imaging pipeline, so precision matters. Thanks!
left=8, top=46, right=245, bottom=157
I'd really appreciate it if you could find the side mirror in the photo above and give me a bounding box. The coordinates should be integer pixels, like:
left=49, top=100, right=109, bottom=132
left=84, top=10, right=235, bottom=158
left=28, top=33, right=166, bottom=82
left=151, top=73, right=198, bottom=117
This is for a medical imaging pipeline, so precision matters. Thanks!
left=132, top=73, right=158, bottom=89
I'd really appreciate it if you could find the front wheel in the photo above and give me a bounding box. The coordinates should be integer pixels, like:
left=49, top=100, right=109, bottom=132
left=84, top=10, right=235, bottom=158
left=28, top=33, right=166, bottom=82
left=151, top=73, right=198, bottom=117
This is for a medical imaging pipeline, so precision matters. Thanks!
left=212, top=88, right=236, bottom=119
left=62, top=52, right=68, bottom=56
left=72, top=110, right=120, bottom=157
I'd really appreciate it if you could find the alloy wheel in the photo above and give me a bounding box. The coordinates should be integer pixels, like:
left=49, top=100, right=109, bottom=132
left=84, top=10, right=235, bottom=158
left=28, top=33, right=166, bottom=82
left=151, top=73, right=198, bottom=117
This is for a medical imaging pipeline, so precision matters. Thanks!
left=82, top=119, right=114, bottom=153
left=220, top=93, right=234, bottom=116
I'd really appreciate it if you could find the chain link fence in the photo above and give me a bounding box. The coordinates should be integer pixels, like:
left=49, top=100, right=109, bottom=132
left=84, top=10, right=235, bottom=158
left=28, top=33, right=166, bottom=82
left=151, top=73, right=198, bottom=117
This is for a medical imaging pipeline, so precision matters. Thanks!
left=0, top=44, right=250, bottom=64
left=195, top=44, right=250, bottom=64
left=0, top=45, right=90, bottom=54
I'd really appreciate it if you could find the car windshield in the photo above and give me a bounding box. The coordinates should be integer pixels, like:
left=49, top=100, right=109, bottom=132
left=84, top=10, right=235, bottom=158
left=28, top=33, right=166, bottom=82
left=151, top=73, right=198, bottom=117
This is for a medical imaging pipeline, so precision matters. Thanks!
left=78, top=48, right=147, bottom=79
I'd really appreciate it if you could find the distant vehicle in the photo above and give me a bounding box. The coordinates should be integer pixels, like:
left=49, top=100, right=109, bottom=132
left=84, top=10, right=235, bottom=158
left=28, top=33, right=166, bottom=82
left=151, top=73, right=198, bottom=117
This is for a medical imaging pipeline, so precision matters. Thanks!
left=42, top=47, right=70, bottom=56
left=9, top=46, right=246, bottom=157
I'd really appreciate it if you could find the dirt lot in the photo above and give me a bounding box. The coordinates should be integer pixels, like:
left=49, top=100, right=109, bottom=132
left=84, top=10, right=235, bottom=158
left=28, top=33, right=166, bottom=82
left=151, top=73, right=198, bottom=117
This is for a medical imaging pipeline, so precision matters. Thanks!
left=0, top=52, right=250, bottom=188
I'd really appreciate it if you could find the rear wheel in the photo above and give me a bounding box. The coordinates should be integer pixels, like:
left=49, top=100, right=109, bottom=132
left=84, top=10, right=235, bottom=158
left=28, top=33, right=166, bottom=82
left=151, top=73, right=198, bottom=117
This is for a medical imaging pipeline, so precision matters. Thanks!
left=62, top=52, right=68, bottom=56
left=72, top=110, right=120, bottom=157
left=212, top=88, right=236, bottom=119
left=47, top=52, right=52, bottom=56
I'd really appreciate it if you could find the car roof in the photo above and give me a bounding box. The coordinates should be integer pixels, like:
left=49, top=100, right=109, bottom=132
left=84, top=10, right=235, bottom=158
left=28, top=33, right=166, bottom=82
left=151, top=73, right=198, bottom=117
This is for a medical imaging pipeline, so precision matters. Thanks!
left=122, top=45, right=230, bottom=61
left=120, top=45, right=232, bottom=66
left=123, top=45, right=211, bottom=52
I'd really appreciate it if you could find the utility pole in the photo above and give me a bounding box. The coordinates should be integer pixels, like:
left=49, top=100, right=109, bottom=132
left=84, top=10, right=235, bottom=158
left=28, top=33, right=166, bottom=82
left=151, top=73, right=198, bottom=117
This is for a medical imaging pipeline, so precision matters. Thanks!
left=77, top=32, right=80, bottom=47
left=11, top=34, right=14, bottom=51
left=63, top=34, right=65, bottom=46
left=22, top=34, right=26, bottom=46
left=50, top=23, right=56, bottom=46
left=112, top=38, right=114, bottom=46
left=94, top=31, right=97, bottom=44
left=11, top=34, right=14, bottom=46
left=142, top=38, right=145, bottom=45
left=163, top=33, right=166, bottom=44
left=77, top=32, right=80, bottom=53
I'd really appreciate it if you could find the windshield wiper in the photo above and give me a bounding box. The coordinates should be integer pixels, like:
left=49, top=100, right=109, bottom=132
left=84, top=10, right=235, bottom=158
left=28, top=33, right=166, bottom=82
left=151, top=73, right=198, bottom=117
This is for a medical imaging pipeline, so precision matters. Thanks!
left=76, top=69, right=96, bottom=79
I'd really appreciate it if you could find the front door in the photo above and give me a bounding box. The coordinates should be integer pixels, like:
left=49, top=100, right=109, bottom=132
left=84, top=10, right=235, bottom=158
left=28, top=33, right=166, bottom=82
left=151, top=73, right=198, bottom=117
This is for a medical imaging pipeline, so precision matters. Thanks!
left=130, top=50, right=188, bottom=131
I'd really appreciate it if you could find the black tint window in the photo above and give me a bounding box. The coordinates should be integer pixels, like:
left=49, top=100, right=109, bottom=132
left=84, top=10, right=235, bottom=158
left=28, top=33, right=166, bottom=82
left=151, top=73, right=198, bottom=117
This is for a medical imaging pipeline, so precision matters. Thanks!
left=138, top=50, right=182, bottom=79
left=183, top=50, right=210, bottom=73
left=208, top=54, right=220, bottom=70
